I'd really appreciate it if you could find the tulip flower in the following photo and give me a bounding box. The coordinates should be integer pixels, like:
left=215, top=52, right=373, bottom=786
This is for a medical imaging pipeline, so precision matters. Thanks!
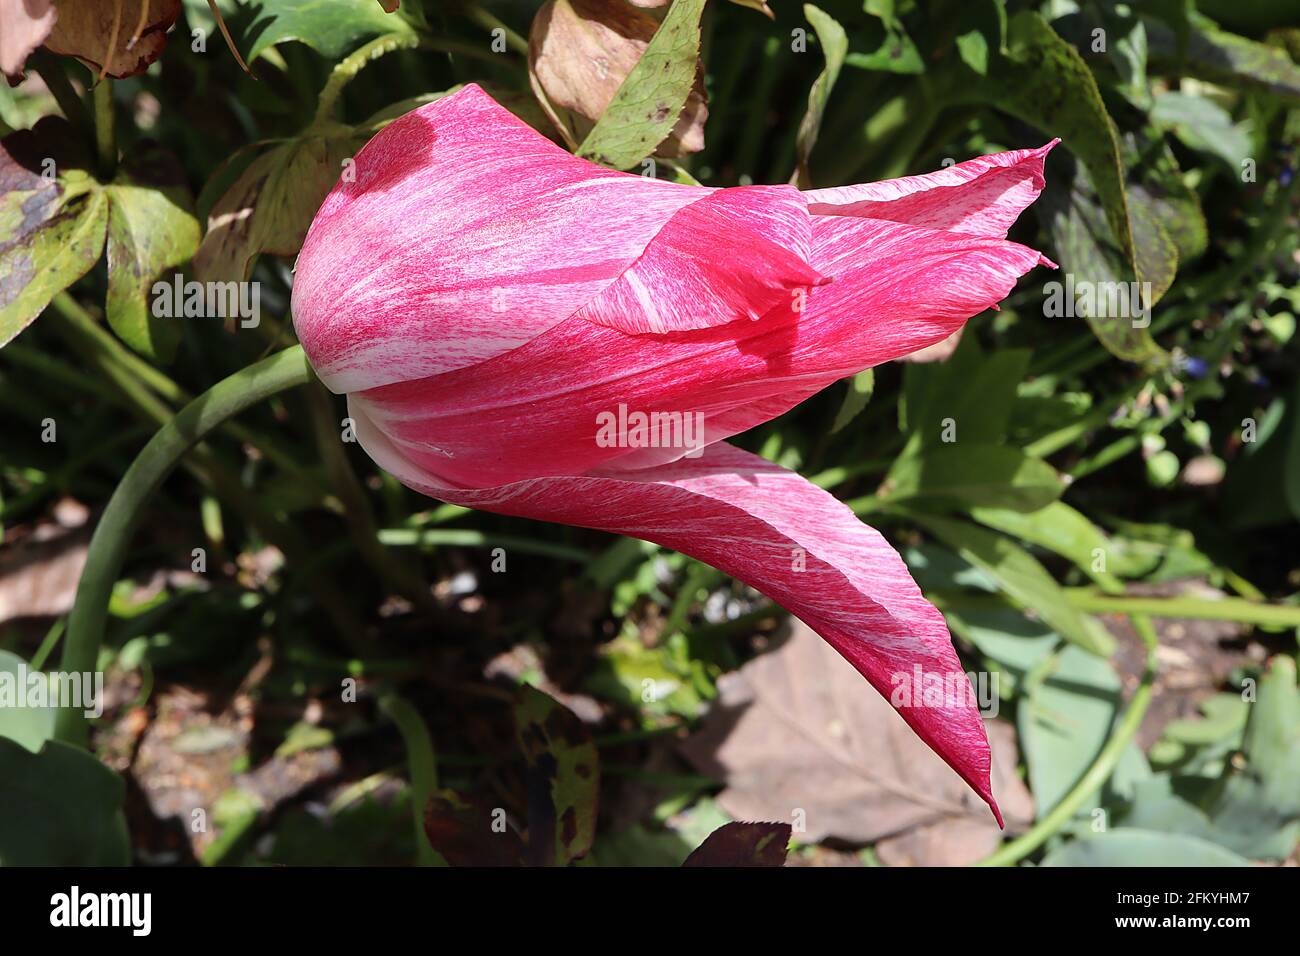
left=292, top=84, right=1056, bottom=822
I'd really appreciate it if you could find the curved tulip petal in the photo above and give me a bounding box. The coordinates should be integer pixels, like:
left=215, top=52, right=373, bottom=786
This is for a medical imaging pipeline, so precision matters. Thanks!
left=575, top=185, right=828, bottom=334
left=293, top=84, right=709, bottom=392
left=804, top=139, right=1059, bottom=239
left=354, top=219, right=1044, bottom=486
left=349, top=405, right=1000, bottom=821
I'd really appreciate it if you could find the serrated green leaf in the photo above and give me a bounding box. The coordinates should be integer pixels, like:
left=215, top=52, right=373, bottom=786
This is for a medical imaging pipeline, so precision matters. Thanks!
left=242, top=0, right=414, bottom=63
left=577, top=0, right=708, bottom=170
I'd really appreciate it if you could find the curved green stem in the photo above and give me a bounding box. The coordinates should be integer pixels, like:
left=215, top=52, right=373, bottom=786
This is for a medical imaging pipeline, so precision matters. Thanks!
left=379, top=693, right=443, bottom=866
left=976, top=615, right=1159, bottom=867
left=55, top=347, right=314, bottom=747
left=93, top=79, right=115, bottom=178
left=315, top=32, right=420, bottom=123
left=459, top=2, right=528, bottom=56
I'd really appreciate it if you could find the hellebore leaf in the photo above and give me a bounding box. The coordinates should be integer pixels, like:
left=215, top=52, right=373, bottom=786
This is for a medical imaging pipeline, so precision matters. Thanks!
left=0, top=737, right=131, bottom=865
left=104, top=146, right=200, bottom=361
left=884, top=444, right=1064, bottom=513
left=1038, top=158, right=1164, bottom=364
left=44, top=0, right=180, bottom=78
left=682, top=822, right=791, bottom=867
left=194, top=124, right=364, bottom=282
left=577, top=0, right=708, bottom=169
left=1040, top=829, right=1250, bottom=867
left=529, top=0, right=707, bottom=157
left=239, top=0, right=414, bottom=63
left=513, top=685, right=599, bottom=866
left=790, top=5, right=848, bottom=188
left=0, top=118, right=107, bottom=348
left=914, top=514, right=1116, bottom=658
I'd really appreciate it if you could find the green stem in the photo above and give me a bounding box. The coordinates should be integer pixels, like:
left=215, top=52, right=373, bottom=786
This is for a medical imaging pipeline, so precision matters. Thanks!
left=977, top=615, right=1159, bottom=866
left=30, top=51, right=93, bottom=141
left=54, top=347, right=314, bottom=747
left=1064, top=590, right=1300, bottom=628
left=459, top=2, right=528, bottom=56
left=378, top=693, right=442, bottom=866
left=93, top=79, right=115, bottom=178
left=305, top=381, right=440, bottom=615
left=315, top=32, right=420, bottom=123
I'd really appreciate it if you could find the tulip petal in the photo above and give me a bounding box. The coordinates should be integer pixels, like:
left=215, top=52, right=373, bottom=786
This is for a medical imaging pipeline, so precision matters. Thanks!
left=575, top=185, right=828, bottom=334
left=355, top=218, right=1044, bottom=485
left=804, top=140, right=1059, bottom=239
left=349, top=410, right=1000, bottom=820
left=293, top=83, right=709, bottom=393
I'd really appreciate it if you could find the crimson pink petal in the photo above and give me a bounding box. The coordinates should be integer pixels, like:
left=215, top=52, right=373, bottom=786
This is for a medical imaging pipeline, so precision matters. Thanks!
left=575, top=185, right=828, bottom=334
left=804, top=140, right=1059, bottom=239
left=355, top=219, right=1044, bottom=486
left=350, top=411, right=1001, bottom=821
left=292, top=84, right=708, bottom=392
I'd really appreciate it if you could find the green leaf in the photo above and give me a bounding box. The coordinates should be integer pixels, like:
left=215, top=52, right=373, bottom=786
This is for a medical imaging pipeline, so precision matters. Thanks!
left=885, top=444, right=1063, bottom=513
left=0, top=651, right=56, bottom=753
left=0, top=737, right=130, bottom=865
left=1146, top=15, right=1300, bottom=100
left=513, top=685, right=599, bottom=866
left=241, top=0, right=414, bottom=63
left=790, top=5, right=847, bottom=188
left=104, top=147, right=200, bottom=361
left=1201, top=656, right=1300, bottom=858
left=1038, top=158, right=1164, bottom=364
left=1041, top=828, right=1251, bottom=866
left=1018, top=644, right=1125, bottom=816
left=830, top=368, right=873, bottom=433
left=845, top=0, right=924, bottom=74
left=971, top=12, right=1135, bottom=267
left=971, top=501, right=1125, bottom=592
left=915, top=515, right=1116, bottom=657
left=1150, top=91, right=1253, bottom=169
left=577, top=0, right=709, bottom=170
left=901, top=335, right=1029, bottom=446
left=956, top=30, right=990, bottom=75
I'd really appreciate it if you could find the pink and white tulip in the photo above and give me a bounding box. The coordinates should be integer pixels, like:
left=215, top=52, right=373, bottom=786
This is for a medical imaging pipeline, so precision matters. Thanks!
left=293, top=84, right=1057, bottom=823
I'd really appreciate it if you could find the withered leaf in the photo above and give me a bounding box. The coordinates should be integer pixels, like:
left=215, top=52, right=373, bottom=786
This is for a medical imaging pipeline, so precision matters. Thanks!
left=680, top=620, right=1034, bottom=865
left=44, top=0, right=181, bottom=79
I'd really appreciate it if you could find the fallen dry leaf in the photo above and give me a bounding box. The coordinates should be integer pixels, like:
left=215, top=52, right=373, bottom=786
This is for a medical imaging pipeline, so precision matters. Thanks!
left=528, top=0, right=707, bottom=157
left=680, top=619, right=1033, bottom=865
left=44, top=0, right=180, bottom=79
